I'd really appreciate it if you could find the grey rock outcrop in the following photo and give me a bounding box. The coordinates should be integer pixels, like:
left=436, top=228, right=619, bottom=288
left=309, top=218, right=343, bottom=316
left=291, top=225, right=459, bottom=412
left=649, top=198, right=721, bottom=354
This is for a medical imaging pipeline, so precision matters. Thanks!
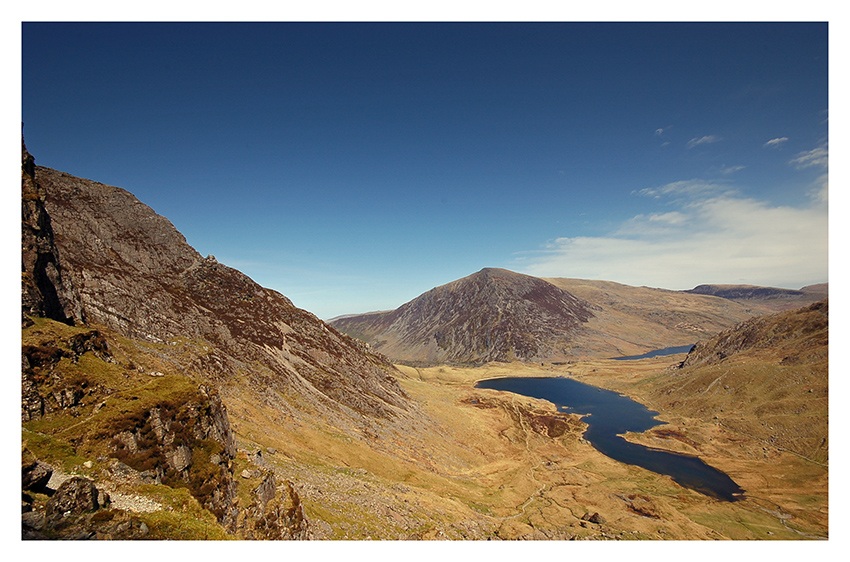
left=22, top=471, right=154, bottom=540
left=45, top=477, right=101, bottom=523
left=20, top=135, right=81, bottom=324
left=21, top=330, right=110, bottom=422
left=22, top=459, right=53, bottom=493
left=110, top=385, right=239, bottom=527
left=237, top=471, right=310, bottom=540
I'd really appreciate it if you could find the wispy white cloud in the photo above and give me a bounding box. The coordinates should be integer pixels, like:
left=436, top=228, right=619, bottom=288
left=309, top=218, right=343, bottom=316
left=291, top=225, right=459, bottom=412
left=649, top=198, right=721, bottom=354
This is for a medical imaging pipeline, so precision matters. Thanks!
left=719, top=164, right=745, bottom=175
left=655, top=126, right=672, bottom=147
left=634, top=179, right=733, bottom=199
left=790, top=144, right=828, bottom=170
left=764, top=136, right=789, bottom=148
left=519, top=182, right=827, bottom=290
left=686, top=135, right=722, bottom=149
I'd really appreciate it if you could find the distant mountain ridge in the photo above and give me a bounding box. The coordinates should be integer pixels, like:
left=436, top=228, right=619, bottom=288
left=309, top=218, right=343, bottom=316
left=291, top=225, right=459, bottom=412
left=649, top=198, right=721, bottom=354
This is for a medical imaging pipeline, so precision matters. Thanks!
left=686, top=284, right=804, bottom=299
left=333, top=271, right=827, bottom=365
left=331, top=268, right=593, bottom=364
left=683, top=283, right=827, bottom=311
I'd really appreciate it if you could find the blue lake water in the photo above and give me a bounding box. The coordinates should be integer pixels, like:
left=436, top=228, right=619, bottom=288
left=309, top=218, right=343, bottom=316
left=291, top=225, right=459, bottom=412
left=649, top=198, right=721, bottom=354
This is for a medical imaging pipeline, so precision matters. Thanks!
left=475, top=376, right=744, bottom=501
left=611, top=344, right=695, bottom=361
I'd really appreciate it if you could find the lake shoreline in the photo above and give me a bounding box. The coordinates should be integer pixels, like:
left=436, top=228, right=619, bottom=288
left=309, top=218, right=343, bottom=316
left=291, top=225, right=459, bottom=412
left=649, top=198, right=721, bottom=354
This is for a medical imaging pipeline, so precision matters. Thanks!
left=475, top=373, right=745, bottom=501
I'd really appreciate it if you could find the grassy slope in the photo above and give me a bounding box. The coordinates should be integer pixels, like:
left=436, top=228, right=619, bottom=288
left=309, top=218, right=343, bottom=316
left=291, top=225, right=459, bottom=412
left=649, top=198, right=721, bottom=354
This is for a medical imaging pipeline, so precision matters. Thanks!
left=564, top=351, right=828, bottom=538
left=22, top=317, right=232, bottom=539
left=225, top=355, right=828, bottom=540
left=23, top=313, right=827, bottom=540
left=544, top=278, right=775, bottom=358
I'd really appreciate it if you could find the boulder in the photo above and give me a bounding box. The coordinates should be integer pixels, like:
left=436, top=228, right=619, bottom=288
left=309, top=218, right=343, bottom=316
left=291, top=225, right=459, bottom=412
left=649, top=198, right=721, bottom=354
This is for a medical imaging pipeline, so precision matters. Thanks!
left=22, top=459, right=53, bottom=492
left=45, top=477, right=100, bottom=522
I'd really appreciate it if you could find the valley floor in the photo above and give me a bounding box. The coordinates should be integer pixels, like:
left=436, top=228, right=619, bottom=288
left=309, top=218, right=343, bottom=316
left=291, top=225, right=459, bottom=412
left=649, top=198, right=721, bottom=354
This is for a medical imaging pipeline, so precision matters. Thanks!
left=229, top=357, right=828, bottom=540
left=23, top=315, right=826, bottom=540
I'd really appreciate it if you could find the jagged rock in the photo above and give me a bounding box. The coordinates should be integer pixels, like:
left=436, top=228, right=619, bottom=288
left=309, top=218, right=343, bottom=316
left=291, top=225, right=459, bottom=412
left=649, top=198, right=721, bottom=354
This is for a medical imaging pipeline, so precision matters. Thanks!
left=20, top=134, right=81, bottom=324
left=21, top=510, right=46, bottom=535
left=45, top=477, right=101, bottom=522
left=238, top=471, right=310, bottom=540
left=169, top=446, right=192, bottom=472
left=21, top=339, right=94, bottom=421
left=581, top=512, right=605, bottom=524
left=109, top=385, right=239, bottom=527
left=67, top=330, right=111, bottom=361
left=22, top=459, right=53, bottom=493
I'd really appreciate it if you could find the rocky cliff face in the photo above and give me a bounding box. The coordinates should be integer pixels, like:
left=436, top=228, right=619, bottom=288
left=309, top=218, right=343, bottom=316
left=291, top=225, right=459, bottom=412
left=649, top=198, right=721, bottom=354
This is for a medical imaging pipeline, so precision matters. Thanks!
left=21, top=320, right=241, bottom=531
left=35, top=165, right=409, bottom=422
left=331, top=268, right=593, bottom=364
left=21, top=138, right=81, bottom=324
left=22, top=144, right=415, bottom=539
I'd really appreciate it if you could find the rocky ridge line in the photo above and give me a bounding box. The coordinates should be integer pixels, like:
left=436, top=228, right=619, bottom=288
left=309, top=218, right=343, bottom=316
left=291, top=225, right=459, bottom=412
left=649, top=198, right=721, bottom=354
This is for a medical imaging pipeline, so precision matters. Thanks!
left=35, top=164, right=410, bottom=423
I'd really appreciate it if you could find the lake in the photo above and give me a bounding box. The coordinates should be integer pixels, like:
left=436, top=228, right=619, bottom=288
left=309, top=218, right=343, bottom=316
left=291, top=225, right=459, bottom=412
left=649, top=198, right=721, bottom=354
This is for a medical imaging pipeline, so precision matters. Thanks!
left=475, top=376, right=744, bottom=501
left=611, top=344, right=695, bottom=361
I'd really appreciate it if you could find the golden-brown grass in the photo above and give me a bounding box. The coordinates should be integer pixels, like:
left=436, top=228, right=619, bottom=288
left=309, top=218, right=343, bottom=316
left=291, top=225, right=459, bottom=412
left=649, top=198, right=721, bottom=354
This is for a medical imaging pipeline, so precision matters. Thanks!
left=23, top=317, right=827, bottom=540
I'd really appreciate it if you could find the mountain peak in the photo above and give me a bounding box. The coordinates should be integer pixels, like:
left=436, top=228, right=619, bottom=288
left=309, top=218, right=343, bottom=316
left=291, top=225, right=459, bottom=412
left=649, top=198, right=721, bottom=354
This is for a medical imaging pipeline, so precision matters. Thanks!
left=331, top=269, right=593, bottom=364
left=474, top=267, right=515, bottom=277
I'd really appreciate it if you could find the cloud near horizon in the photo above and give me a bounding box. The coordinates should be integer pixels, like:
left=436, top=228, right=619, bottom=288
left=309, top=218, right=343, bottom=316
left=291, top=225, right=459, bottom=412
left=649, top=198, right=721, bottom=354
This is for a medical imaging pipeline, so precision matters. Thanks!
left=520, top=181, right=827, bottom=290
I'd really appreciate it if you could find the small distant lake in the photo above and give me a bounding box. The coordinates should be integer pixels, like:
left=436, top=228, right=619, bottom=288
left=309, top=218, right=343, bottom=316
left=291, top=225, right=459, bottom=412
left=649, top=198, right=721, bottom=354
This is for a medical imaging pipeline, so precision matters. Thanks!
left=611, top=344, right=695, bottom=361
left=475, top=376, right=744, bottom=501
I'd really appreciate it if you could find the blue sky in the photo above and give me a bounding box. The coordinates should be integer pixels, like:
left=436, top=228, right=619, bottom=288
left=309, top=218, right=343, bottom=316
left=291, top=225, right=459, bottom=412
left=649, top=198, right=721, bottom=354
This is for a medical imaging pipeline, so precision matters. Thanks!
left=20, top=20, right=830, bottom=319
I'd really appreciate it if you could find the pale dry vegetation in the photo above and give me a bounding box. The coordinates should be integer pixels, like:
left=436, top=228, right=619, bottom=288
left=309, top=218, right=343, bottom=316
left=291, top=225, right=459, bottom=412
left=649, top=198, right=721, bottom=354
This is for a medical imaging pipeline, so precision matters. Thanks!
left=22, top=312, right=827, bottom=540
left=223, top=353, right=826, bottom=540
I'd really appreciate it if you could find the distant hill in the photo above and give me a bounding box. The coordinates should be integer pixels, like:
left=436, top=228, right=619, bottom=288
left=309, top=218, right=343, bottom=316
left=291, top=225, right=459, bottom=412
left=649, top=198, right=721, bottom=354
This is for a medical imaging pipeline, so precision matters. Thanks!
left=543, top=278, right=768, bottom=358
left=332, top=271, right=773, bottom=365
left=647, top=300, right=828, bottom=464
left=683, top=283, right=827, bottom=312
left=680, top=299, right=828, bottom=369
left=330, top=268, right=593, bottom=364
